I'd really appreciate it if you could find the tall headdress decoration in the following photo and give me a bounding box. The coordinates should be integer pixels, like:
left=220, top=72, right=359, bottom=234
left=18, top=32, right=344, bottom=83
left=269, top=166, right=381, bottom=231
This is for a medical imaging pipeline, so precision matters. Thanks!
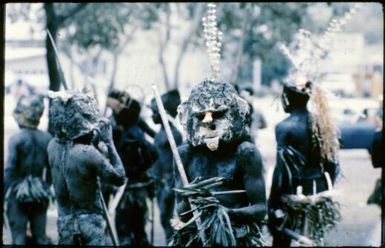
left=278, top=3, right=363, bottom=84
left=202, top=3, right=223, bottom=81
left=278, top=3, right=363, bottom=162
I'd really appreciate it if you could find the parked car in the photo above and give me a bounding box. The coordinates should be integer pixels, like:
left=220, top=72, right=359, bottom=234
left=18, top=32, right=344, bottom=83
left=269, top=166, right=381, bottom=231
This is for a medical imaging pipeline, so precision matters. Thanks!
left=331, top=98, right=379, bottom=150
left=337, top=122, right=376, bottom=150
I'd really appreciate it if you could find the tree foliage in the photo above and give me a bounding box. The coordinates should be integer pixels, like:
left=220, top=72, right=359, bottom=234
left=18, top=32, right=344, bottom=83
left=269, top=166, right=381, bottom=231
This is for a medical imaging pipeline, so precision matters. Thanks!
left=7, top=3, right=376, bottom=90
left=61, top=3, right=160, bottom=52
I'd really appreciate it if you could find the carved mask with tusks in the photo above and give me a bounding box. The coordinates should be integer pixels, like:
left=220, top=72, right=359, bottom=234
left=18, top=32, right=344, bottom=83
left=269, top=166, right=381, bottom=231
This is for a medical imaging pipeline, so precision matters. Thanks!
left=178, top=80, right=250, bottom=150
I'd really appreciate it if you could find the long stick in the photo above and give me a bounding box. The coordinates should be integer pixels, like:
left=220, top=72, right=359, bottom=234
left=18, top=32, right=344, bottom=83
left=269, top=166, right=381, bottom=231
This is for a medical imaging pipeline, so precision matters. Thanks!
left=151, top=196, right=155, bottom=245
left=47, top=29, right=69, bottom=90
left=152, top=85, right=207, bottom=245
left=108, top=183, right=126, bottom=215
left=281, top=227, right=313, bottom=246
left=97, top=177, right=119, bottom=246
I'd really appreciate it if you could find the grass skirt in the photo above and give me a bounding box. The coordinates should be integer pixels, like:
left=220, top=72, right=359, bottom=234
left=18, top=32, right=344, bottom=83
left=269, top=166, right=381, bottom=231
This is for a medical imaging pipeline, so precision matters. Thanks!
left=281, top=194, right=341, bottom=245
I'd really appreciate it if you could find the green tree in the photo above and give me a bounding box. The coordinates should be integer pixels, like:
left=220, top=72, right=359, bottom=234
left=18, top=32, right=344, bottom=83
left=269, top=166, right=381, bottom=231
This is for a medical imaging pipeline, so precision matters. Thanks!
left=216, top=3, right=312, bottom=87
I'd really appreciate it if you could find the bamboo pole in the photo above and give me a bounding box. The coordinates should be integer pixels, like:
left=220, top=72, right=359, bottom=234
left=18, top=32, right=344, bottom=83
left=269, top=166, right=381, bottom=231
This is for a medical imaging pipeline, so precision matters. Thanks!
left=97, top=177, right=119, bottom=246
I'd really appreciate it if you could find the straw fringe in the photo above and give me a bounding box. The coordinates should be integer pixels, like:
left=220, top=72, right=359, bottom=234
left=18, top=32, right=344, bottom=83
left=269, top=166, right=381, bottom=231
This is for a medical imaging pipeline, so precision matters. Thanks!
left=310, top=85, right=339, bottom=163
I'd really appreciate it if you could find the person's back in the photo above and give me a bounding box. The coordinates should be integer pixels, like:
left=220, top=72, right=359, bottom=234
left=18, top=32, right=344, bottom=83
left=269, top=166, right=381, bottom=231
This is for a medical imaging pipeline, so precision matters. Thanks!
left=47, top=138, right=71, bottom=217
left=4, top=95, right=52, bottom=245
left=47, top=90, right=126, bottom=246
left=6, top=129, right=52, bottom=181
left=276, top=110, right=310, bottom=158
left=269, top=82, right=340, bottom=246
left=116, top=124, right=155, bottom=181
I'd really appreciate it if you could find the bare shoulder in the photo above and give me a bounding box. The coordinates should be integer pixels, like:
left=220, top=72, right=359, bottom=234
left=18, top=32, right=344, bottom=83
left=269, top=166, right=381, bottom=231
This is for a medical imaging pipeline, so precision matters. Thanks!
left=8, top=131, right=26, bottom=145
left=275, top=118, right=296, bottom=140
left=177, top=142, right=191, bottom=159
left=237, top=141, right=261, bottom=157
left=236, top=141, right=263, bottom=173
left=275, top=118, right=292, bottom=132
left=69, top=144, right=100, bottom=160
left=36, top=129, right=53, bottom=143
left=47, top=138, right=60, bottom=152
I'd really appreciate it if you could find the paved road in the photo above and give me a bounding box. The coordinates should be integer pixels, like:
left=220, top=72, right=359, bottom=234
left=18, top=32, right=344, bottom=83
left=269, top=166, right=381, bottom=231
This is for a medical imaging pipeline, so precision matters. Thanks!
left=3, top=95, right=382, bottom=246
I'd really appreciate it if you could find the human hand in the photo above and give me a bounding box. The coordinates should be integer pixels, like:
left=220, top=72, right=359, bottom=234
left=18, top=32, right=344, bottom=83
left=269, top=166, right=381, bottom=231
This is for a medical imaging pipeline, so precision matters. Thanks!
left=97, top=118, right=113, bottom=144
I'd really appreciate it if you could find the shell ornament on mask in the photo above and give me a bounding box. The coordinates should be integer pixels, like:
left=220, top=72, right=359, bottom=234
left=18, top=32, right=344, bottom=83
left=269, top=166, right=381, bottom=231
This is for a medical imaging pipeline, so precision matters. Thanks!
left=178, top=80, right=250, bottom=150
left=13, top=94, right=45, bottom=128
left=49, top=90, right=101, bottom=140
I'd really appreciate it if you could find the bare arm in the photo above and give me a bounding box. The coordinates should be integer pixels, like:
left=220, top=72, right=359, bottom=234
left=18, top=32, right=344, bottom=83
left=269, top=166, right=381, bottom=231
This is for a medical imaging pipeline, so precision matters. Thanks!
left=269, top=123, right=289, bottom=209
left=88, top=119, right=126, bottom=186
left=227, top=142, right=267, bottom=223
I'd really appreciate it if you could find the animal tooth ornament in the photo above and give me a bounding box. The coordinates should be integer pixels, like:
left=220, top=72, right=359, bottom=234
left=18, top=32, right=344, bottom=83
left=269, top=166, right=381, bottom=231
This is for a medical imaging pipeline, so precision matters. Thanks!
left=268, top=4, right=363, bottom=246
left=169, top=3, right=267, bottom=247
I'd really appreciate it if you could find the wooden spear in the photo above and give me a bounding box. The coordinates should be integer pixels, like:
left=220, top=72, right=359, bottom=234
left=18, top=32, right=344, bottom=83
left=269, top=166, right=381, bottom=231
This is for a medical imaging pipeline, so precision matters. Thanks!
left=46, top=29, right=69, bottom=91
left=152, top=85, right=207, bottom=245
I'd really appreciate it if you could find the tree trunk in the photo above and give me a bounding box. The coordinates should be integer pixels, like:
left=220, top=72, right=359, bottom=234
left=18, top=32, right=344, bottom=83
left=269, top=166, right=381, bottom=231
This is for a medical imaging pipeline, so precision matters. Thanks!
left=158, top=8, right=171, bottom=90
left=173, top=3, right=204, bottom=89
left=44, top=3, right=88, bottom=134
left=103, top=29, right=137, bottom=115
left=231, top=4, right=252, bottom=85
left=44, top=3, right=61, bottom=134
left=44, top=3, right=61, bottom=92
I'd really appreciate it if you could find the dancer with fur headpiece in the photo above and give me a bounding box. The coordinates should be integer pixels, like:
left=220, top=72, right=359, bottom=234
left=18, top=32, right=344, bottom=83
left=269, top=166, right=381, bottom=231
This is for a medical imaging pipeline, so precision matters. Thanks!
left=47, top=89, right=126, bottom=245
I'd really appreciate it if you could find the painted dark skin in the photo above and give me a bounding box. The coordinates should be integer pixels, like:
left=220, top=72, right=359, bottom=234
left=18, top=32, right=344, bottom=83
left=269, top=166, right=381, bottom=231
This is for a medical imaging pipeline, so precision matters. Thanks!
left=4, top=127, right=52, bottom=245
left=175, top=141, right=267, bottom=224
left=175, top=81, right=266, bottom=229
left=109, top=96, right=157, bottom=246
left=47, top=119, right=126, bottom=245
left=268, top=84, right=339, bottom=246
left=150, top=96, right=183, bottom=241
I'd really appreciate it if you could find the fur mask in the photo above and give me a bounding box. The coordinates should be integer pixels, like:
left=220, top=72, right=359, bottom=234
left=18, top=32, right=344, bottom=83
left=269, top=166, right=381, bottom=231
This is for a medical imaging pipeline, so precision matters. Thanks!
left=48, top=88, right=101, bottom=140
